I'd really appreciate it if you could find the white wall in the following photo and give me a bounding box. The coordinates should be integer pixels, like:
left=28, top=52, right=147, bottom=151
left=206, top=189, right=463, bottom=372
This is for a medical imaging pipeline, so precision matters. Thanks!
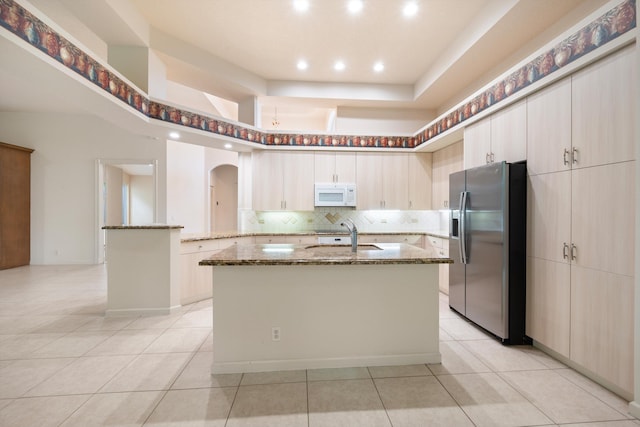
left=130, top=175, right=154, bottom=224
left=166, top=140, right=205, bottom=234
left=335, top=107, right=435, bottom=135
left=0, top=111, right=167, bottom=264
left=105, top=164, right=124, bottom=226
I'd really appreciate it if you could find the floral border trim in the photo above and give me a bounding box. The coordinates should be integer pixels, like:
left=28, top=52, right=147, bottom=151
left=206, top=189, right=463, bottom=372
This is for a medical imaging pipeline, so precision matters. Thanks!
left=0, top=0, right=635, bottom=149
left=413, top=0, right=636, bottom=146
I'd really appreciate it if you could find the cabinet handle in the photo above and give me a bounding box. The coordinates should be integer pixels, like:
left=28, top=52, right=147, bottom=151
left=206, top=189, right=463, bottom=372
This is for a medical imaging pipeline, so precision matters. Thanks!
left=563, top=148, right=570, bottom=166
left=571, top=243, right=577, bottom=261
left=485, top=153, right=490, bottom=164
left=572, top=147, right=578, bottom=164
left=490, top=152, right=495, bottom=162
left=562, top=242, right=569, bottom=259
left=409, top=200, right=413, bottom=208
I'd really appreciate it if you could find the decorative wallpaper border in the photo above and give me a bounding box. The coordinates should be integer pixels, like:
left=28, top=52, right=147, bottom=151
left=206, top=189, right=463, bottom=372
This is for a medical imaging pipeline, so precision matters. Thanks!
left=0, top=0, right=635, bottom=149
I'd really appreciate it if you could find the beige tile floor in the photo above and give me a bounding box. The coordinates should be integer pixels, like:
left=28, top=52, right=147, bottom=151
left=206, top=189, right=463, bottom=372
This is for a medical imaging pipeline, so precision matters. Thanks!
left=0, top=264, right=637, bottom=426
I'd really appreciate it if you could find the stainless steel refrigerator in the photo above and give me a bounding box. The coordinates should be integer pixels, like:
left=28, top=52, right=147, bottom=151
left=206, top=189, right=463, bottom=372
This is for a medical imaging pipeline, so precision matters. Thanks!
left=449, top=161, right=528, bottom=344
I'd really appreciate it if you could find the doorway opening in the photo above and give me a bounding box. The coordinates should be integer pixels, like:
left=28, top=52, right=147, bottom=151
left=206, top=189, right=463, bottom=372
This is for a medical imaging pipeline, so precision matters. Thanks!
left=96, top=159, right=157, bottom=263
left=210, top=165, right=238, bottom=232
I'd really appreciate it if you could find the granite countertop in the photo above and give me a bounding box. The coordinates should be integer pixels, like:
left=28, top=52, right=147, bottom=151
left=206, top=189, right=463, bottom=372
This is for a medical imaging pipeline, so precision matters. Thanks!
left=183, top=230, right=449, bottom=242
left=103, top=225, right=184, bottom=230
left=199, top=243, right=453, bottom=266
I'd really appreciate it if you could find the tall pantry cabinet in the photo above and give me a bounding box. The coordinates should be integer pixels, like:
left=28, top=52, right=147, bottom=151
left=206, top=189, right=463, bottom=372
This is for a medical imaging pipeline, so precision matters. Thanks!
left=526, top=45, right=635, bottom=396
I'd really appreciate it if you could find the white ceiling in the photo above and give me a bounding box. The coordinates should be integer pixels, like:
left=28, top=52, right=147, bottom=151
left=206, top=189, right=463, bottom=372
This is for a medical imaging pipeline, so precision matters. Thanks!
left=2, top=0, right=611, bottom=135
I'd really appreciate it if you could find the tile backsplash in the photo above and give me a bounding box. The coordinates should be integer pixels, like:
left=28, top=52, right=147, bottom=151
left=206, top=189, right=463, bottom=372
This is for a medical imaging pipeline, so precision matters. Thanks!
left=239, top=208, right=450, bottom=234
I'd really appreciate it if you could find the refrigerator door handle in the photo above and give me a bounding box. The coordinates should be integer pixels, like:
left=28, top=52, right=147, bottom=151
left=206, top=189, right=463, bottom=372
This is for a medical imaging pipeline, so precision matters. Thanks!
left=459, top=191, right=469, bottom=264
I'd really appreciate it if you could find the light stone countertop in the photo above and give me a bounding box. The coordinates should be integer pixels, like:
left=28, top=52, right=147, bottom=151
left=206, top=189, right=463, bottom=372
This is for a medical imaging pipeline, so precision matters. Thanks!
left=182, top=230, right=449, bottom=242
left=199, top=243, right=453, bottom=266
left=103, top=225, right=184, bottom=230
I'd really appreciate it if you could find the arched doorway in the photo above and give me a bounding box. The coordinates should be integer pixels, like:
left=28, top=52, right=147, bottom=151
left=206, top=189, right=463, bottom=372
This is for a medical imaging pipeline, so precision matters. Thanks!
left=210, top=164, right=238, bottom=232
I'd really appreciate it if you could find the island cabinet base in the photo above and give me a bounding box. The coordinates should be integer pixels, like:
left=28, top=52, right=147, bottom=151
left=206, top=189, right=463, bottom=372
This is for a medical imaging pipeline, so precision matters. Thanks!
left=210, top=263, right=440, bottom=374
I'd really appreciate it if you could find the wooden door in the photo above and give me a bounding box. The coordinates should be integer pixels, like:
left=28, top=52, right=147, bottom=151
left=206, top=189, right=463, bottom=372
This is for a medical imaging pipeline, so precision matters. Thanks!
left=0, top=142, right=34, bottom=269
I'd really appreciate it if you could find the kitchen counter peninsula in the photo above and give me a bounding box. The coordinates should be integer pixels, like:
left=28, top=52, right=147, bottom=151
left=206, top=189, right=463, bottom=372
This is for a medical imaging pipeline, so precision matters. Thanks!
left=200, top=243, right=451, bottom=374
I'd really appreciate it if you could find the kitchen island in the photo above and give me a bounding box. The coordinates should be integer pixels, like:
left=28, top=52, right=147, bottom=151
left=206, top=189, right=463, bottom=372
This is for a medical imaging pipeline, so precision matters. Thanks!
left=199, top=243, right=452, bottom=374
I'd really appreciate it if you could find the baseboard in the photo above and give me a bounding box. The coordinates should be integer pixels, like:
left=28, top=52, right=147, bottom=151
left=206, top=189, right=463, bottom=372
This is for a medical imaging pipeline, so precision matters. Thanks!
left=105, top=305, right=181, bottom=317
left=211, top=352, right=442, bottom=374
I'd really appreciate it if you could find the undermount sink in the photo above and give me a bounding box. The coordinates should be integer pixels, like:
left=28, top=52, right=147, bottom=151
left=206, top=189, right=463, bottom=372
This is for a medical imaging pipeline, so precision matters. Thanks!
left=304, top=244, right=383, bottom=252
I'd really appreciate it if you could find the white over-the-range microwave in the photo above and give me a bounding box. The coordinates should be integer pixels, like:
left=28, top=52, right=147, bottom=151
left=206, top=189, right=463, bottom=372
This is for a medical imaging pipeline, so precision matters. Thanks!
left=314, top=183, right=357, bottom=207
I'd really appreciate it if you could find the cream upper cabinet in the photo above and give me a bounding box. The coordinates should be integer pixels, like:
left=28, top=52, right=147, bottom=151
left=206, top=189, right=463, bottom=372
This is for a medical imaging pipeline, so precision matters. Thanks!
left=464, top=100, right=526, bottom=169
left=407, top=153, right=432, bottom=210
left=490, top=99, right=527, bottom=165
left=463, top=118, right=491, bottom=169
left=314, top=152, right=356, bottom=183
left=356, top=153, right=409, bottom=209
left=527, top=77, right=572, bottom=176
left=252, top=151, right=314, bottom=210
left=571, top=45, right=635, bottom=170
left=431, top=141, right=463, bottom=210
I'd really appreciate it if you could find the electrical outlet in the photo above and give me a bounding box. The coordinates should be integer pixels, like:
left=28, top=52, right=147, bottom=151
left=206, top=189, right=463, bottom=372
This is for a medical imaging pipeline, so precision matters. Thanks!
left=271, top=327, right=281, bottom=341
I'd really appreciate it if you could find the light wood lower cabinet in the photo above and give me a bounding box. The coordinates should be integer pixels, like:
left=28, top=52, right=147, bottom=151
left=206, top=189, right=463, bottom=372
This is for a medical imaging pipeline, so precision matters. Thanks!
left=423, top=236, right=449, bottom=294
left=526, top=256, right=571, bottom=358
left=359, top=234, right=423, bottom=247
left=180, top=237, right=254, bottom=304
left=570, top=266, right=634, bottom=395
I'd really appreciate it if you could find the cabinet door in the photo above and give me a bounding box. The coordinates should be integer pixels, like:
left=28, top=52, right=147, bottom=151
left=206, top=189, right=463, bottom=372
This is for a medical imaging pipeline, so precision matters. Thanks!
left=526, top=171, right=571, bottom=263
left=356, top=153, right=384, bottom=209
left=527, top=77, right=572, bottom=176
left=463, top=118, right=491, bottom=169
left=382, top=153, right=409, bottom=209
left=334, top=152, right=356, bottom=182
left=431, top=141, right=463, bottom=210
left=314, top=153, right=336, bottom=183
left=408, top=153, right=432, bottom=209
left=571, top=161, right=634, bottom=276
left=282, top=152, right=314, bottom=210
left=570, top=266, right=634, bottom=395
left=572, top=45, right=636, bottom=169
left=526, top=256, right=571, bottom=358
left=252, top=151, right=284, bottom=210
left=490, top=99, right=527, bottom=164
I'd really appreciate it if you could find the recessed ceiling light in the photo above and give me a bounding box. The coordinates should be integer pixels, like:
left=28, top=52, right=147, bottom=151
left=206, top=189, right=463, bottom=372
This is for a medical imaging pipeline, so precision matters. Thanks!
left=373, top=62, right=384, bottom=72
left=293, top=0, right=309, bottom=12
left=224, top=143, right=232, bottom=150
left=169, top=131, right=180, bottom=139
left=297, top=60, right=308, bottom=70
left=403, top=1, right=418, bottom=17
left=334, top=60, right=346, bottom=71
left=347, top=0, right=363, bottom=14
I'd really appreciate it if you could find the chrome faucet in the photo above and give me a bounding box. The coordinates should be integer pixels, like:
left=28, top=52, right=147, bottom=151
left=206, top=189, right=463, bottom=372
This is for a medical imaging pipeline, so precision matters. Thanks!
left=340, top=219, right=358, bottom=252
